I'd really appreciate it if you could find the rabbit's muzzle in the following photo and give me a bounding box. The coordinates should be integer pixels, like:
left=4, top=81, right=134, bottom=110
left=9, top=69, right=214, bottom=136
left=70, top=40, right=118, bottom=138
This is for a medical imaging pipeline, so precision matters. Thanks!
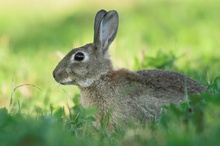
left=53, top=68, right=75, bottom=85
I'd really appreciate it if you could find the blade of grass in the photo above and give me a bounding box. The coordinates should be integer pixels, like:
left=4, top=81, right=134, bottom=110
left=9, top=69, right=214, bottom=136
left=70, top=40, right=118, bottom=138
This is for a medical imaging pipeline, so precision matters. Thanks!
left=10, top=83, right=41, bottom=106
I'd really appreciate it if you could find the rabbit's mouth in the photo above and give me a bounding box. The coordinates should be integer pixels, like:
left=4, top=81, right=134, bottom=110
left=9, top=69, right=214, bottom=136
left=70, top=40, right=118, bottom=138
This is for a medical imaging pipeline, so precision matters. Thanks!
left=59, top=77, right=75, bottom=85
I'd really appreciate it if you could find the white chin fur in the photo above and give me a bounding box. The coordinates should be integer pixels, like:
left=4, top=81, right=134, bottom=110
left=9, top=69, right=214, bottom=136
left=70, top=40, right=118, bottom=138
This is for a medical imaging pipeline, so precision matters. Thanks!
left=78, top=78, right=95, bottom=88
left=60, top=77, right=73, bottom=84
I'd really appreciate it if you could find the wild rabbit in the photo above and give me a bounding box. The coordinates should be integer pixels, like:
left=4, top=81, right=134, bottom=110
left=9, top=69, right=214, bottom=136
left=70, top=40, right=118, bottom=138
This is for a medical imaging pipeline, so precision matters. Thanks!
left=53, top=10, right=206, bottom=129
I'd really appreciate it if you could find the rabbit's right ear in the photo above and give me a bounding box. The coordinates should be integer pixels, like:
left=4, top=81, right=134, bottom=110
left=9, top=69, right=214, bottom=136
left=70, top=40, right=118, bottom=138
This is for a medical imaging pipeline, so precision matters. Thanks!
left=94, top=10, right=119, bottom=56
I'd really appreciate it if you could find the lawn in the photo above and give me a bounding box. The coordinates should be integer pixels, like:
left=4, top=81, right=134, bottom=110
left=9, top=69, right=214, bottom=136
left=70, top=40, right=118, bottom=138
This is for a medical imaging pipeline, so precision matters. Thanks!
left=0, top=0, right=220, bottom=145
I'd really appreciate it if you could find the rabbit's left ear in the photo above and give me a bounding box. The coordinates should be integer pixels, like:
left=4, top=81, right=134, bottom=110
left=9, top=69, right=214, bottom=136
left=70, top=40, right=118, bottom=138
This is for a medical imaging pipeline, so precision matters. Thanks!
left=94, top=10, right=119, bottom=55
left=94, top=9, right=107, bottom=44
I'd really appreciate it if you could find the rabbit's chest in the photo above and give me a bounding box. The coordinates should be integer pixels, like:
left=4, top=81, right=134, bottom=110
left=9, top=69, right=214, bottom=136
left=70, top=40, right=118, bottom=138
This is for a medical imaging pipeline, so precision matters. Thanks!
left=80, top=87, right=118, bottom=110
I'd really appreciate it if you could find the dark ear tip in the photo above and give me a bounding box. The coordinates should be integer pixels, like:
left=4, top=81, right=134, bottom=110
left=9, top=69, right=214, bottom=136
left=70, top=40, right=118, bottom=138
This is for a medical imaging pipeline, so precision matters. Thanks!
left=96, top=9, right=118, bottom=17
left=96, top=10, right=119, bottom=20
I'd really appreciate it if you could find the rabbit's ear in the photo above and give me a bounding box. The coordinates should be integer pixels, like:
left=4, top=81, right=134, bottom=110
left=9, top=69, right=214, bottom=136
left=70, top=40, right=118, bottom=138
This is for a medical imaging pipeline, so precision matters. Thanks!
left=94, top=9, right=107, bottom=43
left=94, top=10, right=119, bottom=55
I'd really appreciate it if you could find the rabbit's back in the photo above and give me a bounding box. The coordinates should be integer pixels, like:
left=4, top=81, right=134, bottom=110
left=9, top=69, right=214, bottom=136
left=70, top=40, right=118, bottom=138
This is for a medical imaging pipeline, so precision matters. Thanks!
left=137, top=69, right=206, bottom=95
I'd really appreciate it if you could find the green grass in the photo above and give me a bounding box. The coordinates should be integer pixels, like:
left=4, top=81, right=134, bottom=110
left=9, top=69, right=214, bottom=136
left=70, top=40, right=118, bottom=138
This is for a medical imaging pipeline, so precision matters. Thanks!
left=0, top=0, right=220, bottom=145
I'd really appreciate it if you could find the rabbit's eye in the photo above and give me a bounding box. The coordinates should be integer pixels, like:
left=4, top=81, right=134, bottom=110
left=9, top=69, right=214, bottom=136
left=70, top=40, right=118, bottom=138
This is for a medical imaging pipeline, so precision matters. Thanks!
left=74, top=52, right=85, bottom=61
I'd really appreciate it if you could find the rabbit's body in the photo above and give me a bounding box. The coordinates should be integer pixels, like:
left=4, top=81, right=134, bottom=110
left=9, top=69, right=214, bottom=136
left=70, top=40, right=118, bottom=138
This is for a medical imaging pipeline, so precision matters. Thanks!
left=79, top=68, right=205, bottom=128
left=53, top=10, right=206, bottom=129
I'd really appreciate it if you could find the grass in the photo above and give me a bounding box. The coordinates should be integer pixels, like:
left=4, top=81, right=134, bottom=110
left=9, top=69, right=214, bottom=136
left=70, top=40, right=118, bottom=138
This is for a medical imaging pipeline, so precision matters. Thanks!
left=0, top=0, right=220, bottom=145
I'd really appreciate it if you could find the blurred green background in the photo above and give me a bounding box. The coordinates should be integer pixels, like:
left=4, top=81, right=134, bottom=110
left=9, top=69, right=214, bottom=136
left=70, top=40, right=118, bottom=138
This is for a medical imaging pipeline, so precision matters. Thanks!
left=0, top=0, right=219, bottom=113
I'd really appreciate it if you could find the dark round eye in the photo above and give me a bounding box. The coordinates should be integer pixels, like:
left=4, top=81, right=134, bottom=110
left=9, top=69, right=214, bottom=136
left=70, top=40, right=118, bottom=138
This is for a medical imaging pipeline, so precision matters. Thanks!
left=74, top=52, right=85, bottom=61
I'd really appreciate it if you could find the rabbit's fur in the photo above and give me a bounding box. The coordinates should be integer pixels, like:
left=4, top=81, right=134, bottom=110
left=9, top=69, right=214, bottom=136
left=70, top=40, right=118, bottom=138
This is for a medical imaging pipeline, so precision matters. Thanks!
left=53, top=10, right=206, bottom=129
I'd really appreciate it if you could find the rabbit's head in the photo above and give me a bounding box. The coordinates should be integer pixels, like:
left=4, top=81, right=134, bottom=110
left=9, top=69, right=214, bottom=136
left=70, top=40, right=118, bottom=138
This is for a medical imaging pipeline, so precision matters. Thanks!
left=53, top=10, right=119, bottom=87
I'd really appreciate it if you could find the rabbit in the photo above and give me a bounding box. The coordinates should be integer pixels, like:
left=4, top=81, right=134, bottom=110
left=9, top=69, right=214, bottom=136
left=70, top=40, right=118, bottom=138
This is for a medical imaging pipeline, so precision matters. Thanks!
left=53, top=9, right=206, bottom=129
